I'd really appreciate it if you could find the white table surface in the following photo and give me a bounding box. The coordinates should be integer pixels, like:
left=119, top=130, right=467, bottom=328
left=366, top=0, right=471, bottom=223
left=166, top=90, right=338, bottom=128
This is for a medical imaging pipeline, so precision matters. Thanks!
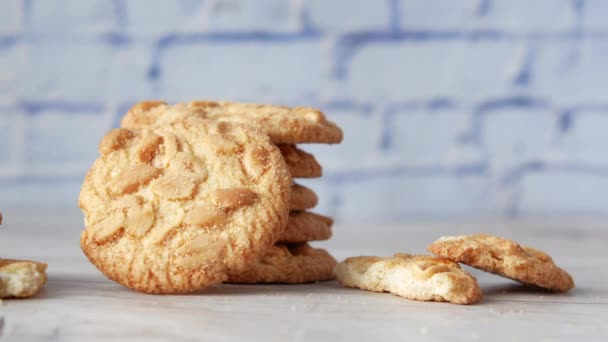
left=0, top=209, right=606, bottom=341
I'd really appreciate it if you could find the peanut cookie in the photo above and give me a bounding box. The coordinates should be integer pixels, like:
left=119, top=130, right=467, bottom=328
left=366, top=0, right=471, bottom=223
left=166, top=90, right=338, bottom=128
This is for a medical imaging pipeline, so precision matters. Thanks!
left=277, top=144, right=322, bottom=178
left=227, top=243, right=336, bottom=284
left=278, top=211, right=333, bottom=243
left=121, top=101, right=343, bottom=145
left=428, top=234, right=574, bottom=292
left=79, top=117, right=292, bottom=294
left=290, top=183, right=318, bottom=211
left=334, top=253, right=482, bottom=305
left=0, top=259, right=47, bottom=298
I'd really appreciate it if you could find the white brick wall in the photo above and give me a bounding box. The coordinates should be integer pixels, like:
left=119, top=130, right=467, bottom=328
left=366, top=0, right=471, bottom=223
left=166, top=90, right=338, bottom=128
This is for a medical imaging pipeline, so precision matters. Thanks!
left=343, top=40, right=526, bottom=102
left=386, top=106, right=471, bottom=166
left=398, top=0, right=479, bottom=30
left=159, top=40, right=326, bottom=101
left=305, top=0, right=391, bottom=32
left=0, top=0, right=22, bottom=34
left=520, top=170, right=608, bottom=216
left=27, top=0, right=119, bottom=37
left=482, top=0, right=575, bottom=32
left=3, top=0, right=608, bottom=221
left=20, top=41, right=153, bottom=101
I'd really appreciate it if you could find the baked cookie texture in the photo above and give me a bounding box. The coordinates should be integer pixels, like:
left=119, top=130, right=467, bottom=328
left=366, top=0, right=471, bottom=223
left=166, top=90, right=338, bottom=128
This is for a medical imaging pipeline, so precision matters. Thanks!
left=289, top=183, right=318, bottom=211
left=121, top=101, right=343, bottom=145
left=428, top=234, right=574, bottom=292
left=0, top=259, right=48, bottom=298
left=278, top=211, right=333, bottom=243
left=79, top=116, right=292, bottom=294
left=334, top=254, right=482, bottom=305
left=227, top=243, right=336, bottom=284
left=277, top=144, right=322, bottom=178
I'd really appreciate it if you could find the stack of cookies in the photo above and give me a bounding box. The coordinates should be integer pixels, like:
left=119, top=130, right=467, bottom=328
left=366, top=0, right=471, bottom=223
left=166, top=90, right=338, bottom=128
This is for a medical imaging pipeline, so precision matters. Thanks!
left=79, top=101, right=342, bottom=293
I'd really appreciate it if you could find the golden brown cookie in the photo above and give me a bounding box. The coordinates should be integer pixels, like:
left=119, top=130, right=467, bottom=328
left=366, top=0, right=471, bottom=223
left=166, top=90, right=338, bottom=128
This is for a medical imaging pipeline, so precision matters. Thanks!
left=226, top=243, right=337, bottom=284
left=290, top=183, right=318, bottom=211
left=79, top=116, right=292, bottom=294
left=428, top=234, right=574, bottom=292
left=334, top=253, right=482, bottom=305
left=121, top=101, right=343, bottom=145
left=278, top=211, right=333, bottom=243
left=277, top=144, right=322, bottom=178
left=0, top=259, right=48, bottom=298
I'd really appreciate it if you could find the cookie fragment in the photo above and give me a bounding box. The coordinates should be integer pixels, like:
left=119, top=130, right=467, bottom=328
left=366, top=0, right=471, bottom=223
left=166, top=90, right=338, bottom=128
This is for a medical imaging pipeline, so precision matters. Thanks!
left=428, top=234, right=575, bottom=292
left=290, top=183, right=318, bottom=211
left=0, top=259, right=48, bottom=298
left=227, top=243, right=336, bottom=284
left=278, top=211, right=333, bottom=243
left=334, top=254, right=482, bottom=305
left=121, top=101, right=343, bottom=145
left=79, top=116, right=292, bottom=294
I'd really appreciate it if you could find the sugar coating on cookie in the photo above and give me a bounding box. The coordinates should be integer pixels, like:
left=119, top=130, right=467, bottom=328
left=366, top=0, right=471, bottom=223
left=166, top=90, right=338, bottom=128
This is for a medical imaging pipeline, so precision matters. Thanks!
left=226, top=243, right=336, bottom=284
left=277, top=144, right=322, bottom=178
left=290, top=183, right=318, bottom=211
left=121, top=101, right=343, bottom=145
left=0, top=259, right=48, bottom=298
left=334, top=254, right=482, bottom=305
left=278, top=211, right=333, bottom=243
left=428, top=234, right=574, bottom=292
left=79, top=116, right=292, bottom=294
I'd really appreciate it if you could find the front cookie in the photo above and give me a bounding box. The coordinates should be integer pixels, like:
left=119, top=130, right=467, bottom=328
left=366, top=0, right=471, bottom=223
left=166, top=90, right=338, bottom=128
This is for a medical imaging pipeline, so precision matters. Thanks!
left=334, top=254, right=482, bottom=305
left=79, top=117, right=291, bottom=294
left=428, top=234, right=574, bottom=292
left=226, top=243, right=337, bottom=284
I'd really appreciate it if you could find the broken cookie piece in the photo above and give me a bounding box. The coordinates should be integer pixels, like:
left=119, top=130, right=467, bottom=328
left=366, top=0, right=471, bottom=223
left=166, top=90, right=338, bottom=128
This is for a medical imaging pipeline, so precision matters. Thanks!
left=334, top=253, right=482, bottom=305
left=428, top=234, right=575, bottom=292
left=0, top=259, right=48, bottom=298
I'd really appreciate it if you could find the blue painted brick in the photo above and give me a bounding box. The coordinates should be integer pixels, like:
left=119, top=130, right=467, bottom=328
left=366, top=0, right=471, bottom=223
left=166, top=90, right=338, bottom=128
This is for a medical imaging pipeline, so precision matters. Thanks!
left=344, top=40, right=525, bottom=102
left=27, top=0, right=119, bottom=37
left=303, top=107, right=381, bottom=171
left=0, top=110, right=19, bottom=165
left=125, top=0, right=206, bottom=37
left=25, top=109, right=110, bottom=170
left=0, top=44, right=21, bottom=101
left=207, top=0, right=297, bottom=32
left=20, top=42, right=153, bottom=102
left=337, top=173, right=497, bottom=222
left=0, top=0, right=22, bottom=34
left=399, top=0, right=479, bottom=30
left=480, top=106, right=556, bottom=172
left=520, top=170, right=608, bottom=216
left=386, top=106, right=475, bottom=166
left=304, top=0, right=390, bottom=32
left=532, top=38, right=608, bottom=105
left=560, top=110, right=608, bottom=165
left=159, top=40, right=325, bottom=101
left=583, top=0, right=608, bottom=30
left=482, top=0, right=575, bottom=32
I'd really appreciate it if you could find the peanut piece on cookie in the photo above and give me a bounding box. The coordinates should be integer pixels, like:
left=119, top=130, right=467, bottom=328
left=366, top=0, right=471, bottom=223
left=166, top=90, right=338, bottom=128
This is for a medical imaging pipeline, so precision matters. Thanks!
left=334, top=254, right=482, bottom=305
left=428, top=234, right=575, bottom=292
